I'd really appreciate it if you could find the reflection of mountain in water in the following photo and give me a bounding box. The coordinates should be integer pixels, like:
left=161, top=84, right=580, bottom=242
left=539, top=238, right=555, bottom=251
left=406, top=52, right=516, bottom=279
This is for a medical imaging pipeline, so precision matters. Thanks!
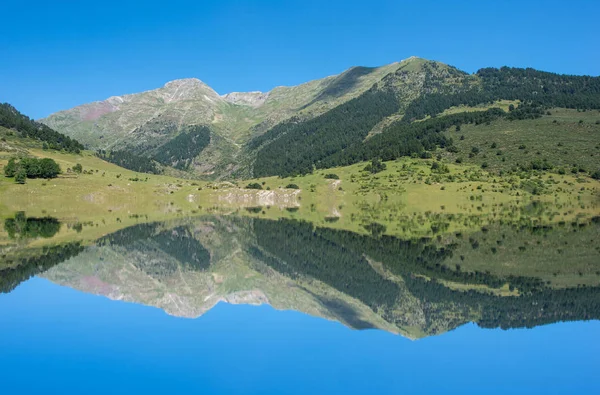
left=12, top=215, right=600, bottom=339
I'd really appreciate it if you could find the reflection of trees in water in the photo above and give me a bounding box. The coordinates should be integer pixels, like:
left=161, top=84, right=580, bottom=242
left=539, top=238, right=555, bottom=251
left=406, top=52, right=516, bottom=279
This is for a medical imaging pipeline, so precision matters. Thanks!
left=98, top=222, right=211, bottom=278
left=0, top=243, right=84, bottom=293
left=4, top=211, right=61, bottom=239
left=250, top=217, right=600, bottom=333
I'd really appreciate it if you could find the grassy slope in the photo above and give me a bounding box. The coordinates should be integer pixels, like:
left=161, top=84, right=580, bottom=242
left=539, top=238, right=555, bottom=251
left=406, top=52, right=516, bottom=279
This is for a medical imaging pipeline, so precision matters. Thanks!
left=0, top=128, right=212, bottom=246
left=442, top=108, right=600, bottom=174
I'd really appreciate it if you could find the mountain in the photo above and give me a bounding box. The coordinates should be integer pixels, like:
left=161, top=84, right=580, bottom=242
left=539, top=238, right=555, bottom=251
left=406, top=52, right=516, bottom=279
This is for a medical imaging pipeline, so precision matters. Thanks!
left=40, top=57, right=600, bottom=179
left=39, top=57, right=451, bottom=176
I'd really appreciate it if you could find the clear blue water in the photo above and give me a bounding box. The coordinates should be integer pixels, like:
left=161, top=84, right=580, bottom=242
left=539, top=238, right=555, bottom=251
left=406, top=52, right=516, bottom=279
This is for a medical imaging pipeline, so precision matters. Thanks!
left=1, top=277, right=598, bottom=394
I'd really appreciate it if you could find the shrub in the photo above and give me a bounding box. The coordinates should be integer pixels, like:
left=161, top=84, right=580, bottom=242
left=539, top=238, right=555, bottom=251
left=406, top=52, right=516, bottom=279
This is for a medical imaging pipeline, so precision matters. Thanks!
left=324, top=173, right=339, bottom=180
left=72, top=163, right=83, bottom=173
left=363, top=159, right=386, bottom=174
left=431, top=161, right=449, bottom=173
left=285, top=183, right=300, bottom=189
left=245, top=183, right=263, bottom=190
left=15, top=168, right=27, bottom=184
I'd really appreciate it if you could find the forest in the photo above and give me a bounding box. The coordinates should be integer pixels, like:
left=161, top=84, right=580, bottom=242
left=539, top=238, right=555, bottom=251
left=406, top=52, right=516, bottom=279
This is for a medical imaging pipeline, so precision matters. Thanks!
left=97, top=125, right=211, bottom=172
left=252, top=87, right=400, bottom=177
left=249, top=66, right=600, bottom=178
left=96, top=149, right=160, bottom=174
left=402, top=66, right=600, bottom=121
left=0, top=103, right=84, bottom=153
left=152, top=126, right=211, bottom=169
left=253, top=101, right=551, bottom=177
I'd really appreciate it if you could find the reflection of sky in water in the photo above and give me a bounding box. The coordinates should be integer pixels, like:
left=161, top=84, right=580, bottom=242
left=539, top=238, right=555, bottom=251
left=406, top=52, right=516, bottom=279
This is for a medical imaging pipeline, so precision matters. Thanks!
left=1, top=278, right=598, bottom=394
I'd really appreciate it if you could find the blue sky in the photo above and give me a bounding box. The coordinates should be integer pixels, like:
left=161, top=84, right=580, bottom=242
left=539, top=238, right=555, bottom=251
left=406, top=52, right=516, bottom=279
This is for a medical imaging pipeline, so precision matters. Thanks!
left=1, top=0, right=599, bottom=119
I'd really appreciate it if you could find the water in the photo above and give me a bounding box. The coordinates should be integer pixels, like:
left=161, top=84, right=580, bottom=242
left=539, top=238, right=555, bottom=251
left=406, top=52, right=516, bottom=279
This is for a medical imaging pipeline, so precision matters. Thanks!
left=1, top=214, right=599, bottom=393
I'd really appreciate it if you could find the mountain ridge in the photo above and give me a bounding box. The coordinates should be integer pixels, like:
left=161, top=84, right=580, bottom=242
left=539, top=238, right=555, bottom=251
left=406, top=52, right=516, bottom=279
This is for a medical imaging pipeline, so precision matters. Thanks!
left=39, top=57, right=600, bottom=179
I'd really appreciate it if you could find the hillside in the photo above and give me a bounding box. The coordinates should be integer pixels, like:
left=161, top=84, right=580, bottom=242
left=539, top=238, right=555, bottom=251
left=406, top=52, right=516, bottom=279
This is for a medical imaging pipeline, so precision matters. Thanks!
left=40, top=60, right=405, bottom=177
left=0, top=103, right=84, bottom=153
left=40, top=57, right=600, bottom=180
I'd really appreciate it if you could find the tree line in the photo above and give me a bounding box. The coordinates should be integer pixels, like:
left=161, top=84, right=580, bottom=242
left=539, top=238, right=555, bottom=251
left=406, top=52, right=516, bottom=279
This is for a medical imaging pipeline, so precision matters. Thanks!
left=0, top=103, right=84, bottom=153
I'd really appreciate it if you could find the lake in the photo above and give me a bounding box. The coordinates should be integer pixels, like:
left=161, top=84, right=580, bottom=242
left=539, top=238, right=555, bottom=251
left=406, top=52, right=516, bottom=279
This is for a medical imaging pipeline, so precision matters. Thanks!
left=1, top=213, right=599, bottom=394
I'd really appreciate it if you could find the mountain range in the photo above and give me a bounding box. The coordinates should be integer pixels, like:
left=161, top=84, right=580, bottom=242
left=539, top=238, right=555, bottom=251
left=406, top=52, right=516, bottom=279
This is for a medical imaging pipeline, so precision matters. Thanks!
left=40, top=57, right=600, bottom=179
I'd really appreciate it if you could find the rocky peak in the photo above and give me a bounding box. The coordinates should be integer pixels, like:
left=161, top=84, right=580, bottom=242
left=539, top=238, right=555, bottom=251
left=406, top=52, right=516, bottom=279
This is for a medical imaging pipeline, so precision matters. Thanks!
left=160, top=78, right=222, bottom=103
left=222, top=91, right=269, bottom=107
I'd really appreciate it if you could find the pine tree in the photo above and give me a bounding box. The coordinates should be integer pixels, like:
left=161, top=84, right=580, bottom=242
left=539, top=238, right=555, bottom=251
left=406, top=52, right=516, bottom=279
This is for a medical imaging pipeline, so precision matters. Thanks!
left=15, top=167, right=27, bottom=184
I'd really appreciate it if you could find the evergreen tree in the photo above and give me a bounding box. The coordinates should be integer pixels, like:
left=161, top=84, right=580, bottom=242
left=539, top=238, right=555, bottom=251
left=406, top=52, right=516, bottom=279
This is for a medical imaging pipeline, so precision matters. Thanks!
left=4, top=158, right=17, bottom=177
left=15, top=167, right=26, bottom=184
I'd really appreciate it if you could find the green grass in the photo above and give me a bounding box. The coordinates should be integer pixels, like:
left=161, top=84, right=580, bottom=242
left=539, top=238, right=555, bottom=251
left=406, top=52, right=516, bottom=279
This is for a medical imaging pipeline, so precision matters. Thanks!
left=442, top=108, right=600, bottom=175
left=440, top=99, right=519, bottom=116
left=239, top=156, right=599, bottom=238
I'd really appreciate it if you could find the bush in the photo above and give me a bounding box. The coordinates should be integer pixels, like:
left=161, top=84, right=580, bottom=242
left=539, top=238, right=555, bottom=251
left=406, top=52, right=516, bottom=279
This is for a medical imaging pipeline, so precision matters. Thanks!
left=4, top=158, right=17, bottom=177
left=285, top=183, right=300, bottom=189
left=245, top=182, right=263, bottom=190
left=324, top=173, right=339, bottom=180
left=4, top=157, right=61, bottom=181
left=431, top=161, right=449, bottom=173
left=72, top=163, right=83, bottom=173
left=363, top=159, right=386, bottom=174
left=15, top=168, right=26, bottom=184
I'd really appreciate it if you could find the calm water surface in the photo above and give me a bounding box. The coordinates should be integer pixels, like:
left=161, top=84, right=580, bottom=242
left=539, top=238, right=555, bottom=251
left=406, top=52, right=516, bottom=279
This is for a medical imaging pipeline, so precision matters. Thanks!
left=1, top=214, right=599, bottom=394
